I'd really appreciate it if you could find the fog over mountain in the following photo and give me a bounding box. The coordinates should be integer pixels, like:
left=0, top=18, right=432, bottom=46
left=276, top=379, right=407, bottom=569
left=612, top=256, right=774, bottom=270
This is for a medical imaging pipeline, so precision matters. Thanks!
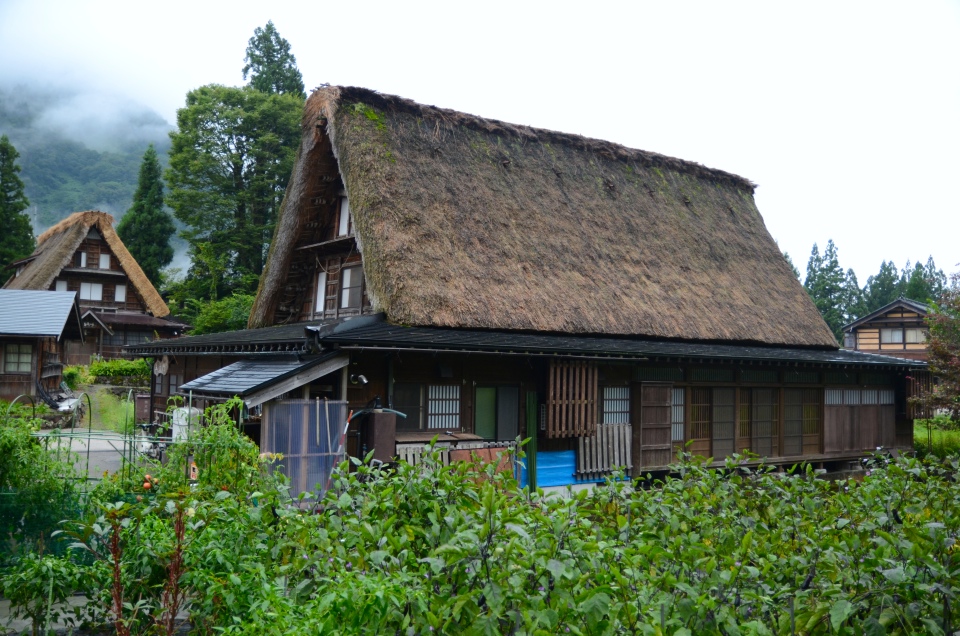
left=0, top=82, right=173, bottom=228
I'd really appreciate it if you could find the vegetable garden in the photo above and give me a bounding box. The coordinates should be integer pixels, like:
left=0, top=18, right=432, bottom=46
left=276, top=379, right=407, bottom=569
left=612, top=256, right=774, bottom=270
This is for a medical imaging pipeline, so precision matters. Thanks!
left=1, top=403, right=959, bottom=634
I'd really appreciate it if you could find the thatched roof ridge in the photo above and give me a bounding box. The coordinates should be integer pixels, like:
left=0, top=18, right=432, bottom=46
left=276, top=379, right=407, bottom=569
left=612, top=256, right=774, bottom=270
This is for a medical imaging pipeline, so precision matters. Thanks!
left=251, top=87, right=837, bottom=348
left=4, top=211, right=169, bottom=318
left=322, top=87, right=756, bottom=193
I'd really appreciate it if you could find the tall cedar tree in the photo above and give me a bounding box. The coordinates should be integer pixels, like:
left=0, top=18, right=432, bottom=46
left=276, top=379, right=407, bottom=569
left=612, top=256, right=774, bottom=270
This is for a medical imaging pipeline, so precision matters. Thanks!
left=165, top=85, right=302, bottom=299
left=862, top=260, right=901, bottom=313
left=242, top=21, right=306, bottom=97
left=0, top=135, right=34, bottom=270
left=916, top=272, right=960, bottom=420
left=116, top=145, right=175, bottom=287
left=803, top=240, right=849, bottom=342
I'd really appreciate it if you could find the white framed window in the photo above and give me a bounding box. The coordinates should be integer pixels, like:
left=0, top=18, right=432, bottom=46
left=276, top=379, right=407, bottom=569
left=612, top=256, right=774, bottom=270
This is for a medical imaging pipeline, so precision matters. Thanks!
left=99, top=253, right=110, bottom=269
left=315, top=272, right=327, bottom=314
left=880, top=328, right=903, bottom=344
left=77, top=252, right=87, bottom=268
left=905, top=328, right=927, bottom=344
left=340, top=266, right=362, bottom=309
left=600, top=386, right=630, bottom=424
left=427, top=385, right=460, bottom=429
left=115, top=284, right=127, bottom=303
left=80, top=282, right=103, bottom=301
left=3, top=343, right=32, bottom=373
left=337, top=196, right=351, bottom=236
left=55, top=280, right=68, bottom=292
left=393, top=383, right=462, bottom=431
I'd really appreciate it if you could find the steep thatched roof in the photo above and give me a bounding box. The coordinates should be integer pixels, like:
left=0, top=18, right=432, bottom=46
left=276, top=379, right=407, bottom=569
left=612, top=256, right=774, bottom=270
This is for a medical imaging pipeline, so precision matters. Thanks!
left=251, top=86, right=837, bottom=348
left=3, top=211, right=169, bottom=318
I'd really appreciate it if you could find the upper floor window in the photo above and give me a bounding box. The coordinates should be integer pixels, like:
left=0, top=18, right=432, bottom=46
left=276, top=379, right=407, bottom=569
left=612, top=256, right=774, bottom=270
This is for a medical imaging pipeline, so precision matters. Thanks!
left=115, top=284, right=127, bottom=303
left=99, top=254, right=111, bottom=269
left=843, top=332, right=856, bottom=348
left=337, top=196, right=351, bottom=237
left=55, top=280, right=68, bottom=292
left=76, top=252, right=87, bottom=268
left=80, top=282, right=103, bottom=301
left=3, top=343, right=32, bottom=373
left=340, top=266, right=362, bottom=309
left=905, top=328, right=927, bottom=344
left=880, top=328, right=903, bottom=344
left=315, top=272, right=327, bottom=314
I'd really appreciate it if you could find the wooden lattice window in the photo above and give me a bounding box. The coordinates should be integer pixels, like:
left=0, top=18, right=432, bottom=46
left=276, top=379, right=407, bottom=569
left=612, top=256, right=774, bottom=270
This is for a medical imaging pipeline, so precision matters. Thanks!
left=546, top=360, right=597, bottom=438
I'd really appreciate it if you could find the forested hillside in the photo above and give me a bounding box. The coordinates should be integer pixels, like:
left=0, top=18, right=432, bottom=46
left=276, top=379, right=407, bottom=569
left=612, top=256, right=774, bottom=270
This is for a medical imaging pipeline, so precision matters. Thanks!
left=0, top=85, right=171, bottom=229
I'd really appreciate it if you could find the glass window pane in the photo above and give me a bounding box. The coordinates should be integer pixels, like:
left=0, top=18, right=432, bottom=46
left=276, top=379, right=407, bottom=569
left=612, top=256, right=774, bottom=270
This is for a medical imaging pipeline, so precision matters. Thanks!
left=55, top=280, right=67, bottom=292
left=99, top=254, right=110, bottom=269
left=115, top=284, right=127, bottom=303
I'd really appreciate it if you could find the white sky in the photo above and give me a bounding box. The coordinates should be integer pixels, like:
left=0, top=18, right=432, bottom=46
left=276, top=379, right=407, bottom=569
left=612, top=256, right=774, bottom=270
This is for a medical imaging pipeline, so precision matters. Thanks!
left=1, top=0, right=957, bottom=284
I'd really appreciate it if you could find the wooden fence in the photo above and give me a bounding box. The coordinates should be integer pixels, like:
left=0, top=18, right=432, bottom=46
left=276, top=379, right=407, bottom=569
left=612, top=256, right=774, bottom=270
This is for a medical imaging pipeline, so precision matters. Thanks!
left=577, top=423, right=632, bottom=477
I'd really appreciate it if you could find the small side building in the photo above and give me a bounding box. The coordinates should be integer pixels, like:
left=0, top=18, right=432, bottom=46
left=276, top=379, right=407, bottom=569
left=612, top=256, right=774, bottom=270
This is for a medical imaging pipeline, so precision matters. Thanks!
left=3, top=211, right=187, bottom=363
left=0, top=289, right=83, bottom=402
left=842, top=298, right=930, bottom=362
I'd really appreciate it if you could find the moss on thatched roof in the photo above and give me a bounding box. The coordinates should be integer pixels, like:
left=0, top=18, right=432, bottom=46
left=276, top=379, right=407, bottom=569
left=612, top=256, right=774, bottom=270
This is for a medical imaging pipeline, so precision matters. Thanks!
left=3, top=210, right=169, bottom=318
left=251, top=87, right=837, bottom=348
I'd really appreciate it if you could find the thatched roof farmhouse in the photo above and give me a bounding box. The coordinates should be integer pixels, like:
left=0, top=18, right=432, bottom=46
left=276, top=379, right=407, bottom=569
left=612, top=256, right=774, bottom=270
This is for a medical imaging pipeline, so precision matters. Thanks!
left=133, top=87, right=925, bottom=485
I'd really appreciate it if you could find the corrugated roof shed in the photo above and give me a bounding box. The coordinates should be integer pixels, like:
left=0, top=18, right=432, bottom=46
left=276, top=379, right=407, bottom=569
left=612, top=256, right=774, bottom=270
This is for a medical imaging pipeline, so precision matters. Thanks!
left=179, top=352, right=348, bottom=407
left=0, top=290, right=83, bottom=339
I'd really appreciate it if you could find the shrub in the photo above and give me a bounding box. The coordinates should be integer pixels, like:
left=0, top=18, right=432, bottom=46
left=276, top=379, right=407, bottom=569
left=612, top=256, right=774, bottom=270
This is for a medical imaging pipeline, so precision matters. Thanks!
left=89, top=358, right=151, bottom=380
left=61, top=365, right=90, bottom=390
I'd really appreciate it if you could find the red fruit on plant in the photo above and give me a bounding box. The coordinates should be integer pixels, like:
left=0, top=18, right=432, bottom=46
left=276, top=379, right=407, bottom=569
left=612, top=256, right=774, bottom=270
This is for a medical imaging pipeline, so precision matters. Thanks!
left=143, top=481, right=152, bottom=490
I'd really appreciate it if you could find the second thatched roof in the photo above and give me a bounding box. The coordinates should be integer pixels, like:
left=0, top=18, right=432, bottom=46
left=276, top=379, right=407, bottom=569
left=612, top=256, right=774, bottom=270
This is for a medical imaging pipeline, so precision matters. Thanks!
left=251, top=86, right=837, bottom=348
left=3, top=210, right=169, bottom=318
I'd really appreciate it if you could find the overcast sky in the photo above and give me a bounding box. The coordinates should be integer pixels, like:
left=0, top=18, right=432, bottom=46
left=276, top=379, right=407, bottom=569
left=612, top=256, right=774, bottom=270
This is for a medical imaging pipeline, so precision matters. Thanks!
left=1, top=0, right=957, bottom=284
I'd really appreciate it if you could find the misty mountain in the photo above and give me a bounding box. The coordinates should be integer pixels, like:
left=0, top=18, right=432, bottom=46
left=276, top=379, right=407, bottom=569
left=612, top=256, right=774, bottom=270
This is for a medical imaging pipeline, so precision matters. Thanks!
left=0, top=84, right=173, bottom=230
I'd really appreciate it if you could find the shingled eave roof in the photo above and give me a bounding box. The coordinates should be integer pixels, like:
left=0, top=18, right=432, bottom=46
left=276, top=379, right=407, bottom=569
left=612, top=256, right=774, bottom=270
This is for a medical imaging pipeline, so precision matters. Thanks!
left=251, top=86, right=838, bottom=348
left=2, top=211, right=170, bottom=318
left=315, top=317, right=924, bottom=369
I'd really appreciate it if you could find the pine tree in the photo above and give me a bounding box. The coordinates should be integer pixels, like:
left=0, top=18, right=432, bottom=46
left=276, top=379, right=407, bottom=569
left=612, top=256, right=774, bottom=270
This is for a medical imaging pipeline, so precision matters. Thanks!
left=0, top=135, right=35, bottom=270
left=242, top=21, right=305, bottom=97
left=863, top=260, right=901, bottom=313
left=804, top=240, right=848, bottom=341
left=783, top=251, right=801, bottom=280
left=116, top=145, right=175, bottom=287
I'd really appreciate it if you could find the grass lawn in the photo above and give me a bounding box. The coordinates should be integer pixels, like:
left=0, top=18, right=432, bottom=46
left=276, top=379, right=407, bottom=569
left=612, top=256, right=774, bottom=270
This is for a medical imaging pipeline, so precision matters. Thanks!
left=914, top=420, right=960, bottom=457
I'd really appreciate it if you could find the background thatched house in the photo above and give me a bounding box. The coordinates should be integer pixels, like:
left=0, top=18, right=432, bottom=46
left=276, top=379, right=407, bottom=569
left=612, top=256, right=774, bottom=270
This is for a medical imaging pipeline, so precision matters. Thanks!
left=134, top=87, right=924, bottom=486
left=3, top=211, right=186, bottom=363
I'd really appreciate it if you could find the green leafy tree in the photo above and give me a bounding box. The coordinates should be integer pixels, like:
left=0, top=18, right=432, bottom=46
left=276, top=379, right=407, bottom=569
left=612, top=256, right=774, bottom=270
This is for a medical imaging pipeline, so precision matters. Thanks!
left=804, top=240, right=848, bottom=341
left=0, top=135, right=34, bottom=270
left=116, top=145, right=175, bottom=287
left=165, top=85, right=302, bottom=299
left=188, top=293, right=255, bottom=335
left=916, top=272, right=960, bottom=420
left=242, top=21, right=306, bottom=97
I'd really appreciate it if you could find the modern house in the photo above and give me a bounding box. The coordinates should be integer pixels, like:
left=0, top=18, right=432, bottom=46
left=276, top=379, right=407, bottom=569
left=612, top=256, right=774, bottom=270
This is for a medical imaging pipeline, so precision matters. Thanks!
left=842, top=298, right=930, bottom=362
left=0, top=289, right=83, bottom=403
left=3, top=211, right=187, bottom=363
left=129, top=86, right=927, bottom=487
